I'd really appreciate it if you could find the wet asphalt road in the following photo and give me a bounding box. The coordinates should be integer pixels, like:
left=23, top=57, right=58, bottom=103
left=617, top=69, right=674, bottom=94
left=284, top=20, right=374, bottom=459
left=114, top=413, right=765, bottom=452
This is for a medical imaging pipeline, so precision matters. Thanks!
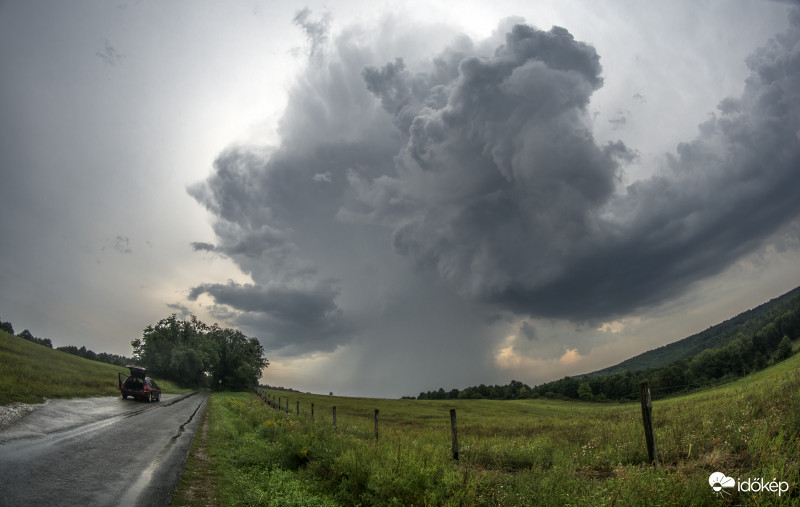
left=0, top=391, right=208, bottom=507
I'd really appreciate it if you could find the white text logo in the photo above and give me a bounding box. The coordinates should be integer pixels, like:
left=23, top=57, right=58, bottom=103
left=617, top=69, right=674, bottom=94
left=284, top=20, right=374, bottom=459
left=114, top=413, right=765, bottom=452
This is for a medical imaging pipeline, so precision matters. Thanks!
left=709, top=472, right=790, bottom=498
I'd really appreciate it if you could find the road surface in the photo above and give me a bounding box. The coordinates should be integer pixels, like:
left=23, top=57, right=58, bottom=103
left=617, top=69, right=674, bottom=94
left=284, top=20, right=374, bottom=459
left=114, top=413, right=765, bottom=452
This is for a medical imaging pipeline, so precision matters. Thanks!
left=0, top=391, right=208, bottom=507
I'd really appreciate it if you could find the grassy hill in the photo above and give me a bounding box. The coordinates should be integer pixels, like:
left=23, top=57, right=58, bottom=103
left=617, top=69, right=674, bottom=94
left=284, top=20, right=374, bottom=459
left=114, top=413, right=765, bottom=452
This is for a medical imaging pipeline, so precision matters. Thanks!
left=588, top=284, right=800, bottom=376
left=0, top=330, right=185, bottom=405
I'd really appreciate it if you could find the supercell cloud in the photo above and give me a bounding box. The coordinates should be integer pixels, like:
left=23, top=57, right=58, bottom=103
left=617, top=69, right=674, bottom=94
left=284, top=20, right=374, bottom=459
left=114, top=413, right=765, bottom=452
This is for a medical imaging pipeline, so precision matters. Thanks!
left=189, top=11, right=800, bottom=355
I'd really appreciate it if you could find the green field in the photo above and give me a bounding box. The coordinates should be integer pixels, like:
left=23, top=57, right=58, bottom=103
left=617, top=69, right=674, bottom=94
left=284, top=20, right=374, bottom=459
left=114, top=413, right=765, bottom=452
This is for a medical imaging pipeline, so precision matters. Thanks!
left=0, top=330, right=187, bottom=404
left=174, top=354, right=800, bottom=506
left=3, top=327, right=798, bottom=504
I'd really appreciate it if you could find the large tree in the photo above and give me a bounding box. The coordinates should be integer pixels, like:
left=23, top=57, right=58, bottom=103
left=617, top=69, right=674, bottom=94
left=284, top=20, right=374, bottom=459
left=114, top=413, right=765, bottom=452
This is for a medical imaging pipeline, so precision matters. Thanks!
left=132, top=315, right=210, bottom=386
left=206, top=324, right=268, bottom=390
left=132, top=315, right=268, bottom=389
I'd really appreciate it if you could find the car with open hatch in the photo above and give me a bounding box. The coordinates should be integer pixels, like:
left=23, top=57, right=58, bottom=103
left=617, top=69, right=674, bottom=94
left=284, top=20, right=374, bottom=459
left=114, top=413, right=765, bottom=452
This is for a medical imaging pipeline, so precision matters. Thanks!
left=118, top=365, right=161, bottom=402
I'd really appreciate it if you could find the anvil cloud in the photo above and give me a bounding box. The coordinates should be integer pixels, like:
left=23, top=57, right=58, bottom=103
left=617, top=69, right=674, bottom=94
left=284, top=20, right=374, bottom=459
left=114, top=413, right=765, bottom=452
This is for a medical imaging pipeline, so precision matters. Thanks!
left=189, top=9, right=800, bottom=362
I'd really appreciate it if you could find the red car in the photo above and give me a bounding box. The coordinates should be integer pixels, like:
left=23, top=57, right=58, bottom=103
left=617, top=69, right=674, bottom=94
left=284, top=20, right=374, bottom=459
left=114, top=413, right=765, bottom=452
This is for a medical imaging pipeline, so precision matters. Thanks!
left=118, top=365, right=161, bottom=402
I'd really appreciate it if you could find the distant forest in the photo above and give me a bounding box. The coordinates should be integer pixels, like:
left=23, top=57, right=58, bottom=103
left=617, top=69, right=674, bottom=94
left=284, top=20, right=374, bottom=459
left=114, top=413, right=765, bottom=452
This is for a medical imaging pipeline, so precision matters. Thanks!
left=0, top=318, right=133, bottom=367
left=414, top=287, right=800, bottom=402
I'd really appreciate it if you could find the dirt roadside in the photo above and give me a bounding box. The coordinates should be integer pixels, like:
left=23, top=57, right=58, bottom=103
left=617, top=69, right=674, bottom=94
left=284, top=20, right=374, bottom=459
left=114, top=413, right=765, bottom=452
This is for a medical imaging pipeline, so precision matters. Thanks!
left=171, top=396, right=220, bottom=506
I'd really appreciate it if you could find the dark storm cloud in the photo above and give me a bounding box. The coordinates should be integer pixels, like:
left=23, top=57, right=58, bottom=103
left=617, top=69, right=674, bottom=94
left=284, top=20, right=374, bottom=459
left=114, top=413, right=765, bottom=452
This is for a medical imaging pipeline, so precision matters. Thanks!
left=190, top=11, right=800, bottom=355
left=189, top=280, right=351, bottom=353
left=346, top=14, right=800, bottom=321
left=188, top=281, right=336, bottom=316
left=520, top=321, right=538, bottom=341
left=188, top=152, right=350, bottom=354
left=166, top=303, right=192, bottom=319
left=346, top=23, right=631, bottom=313
left=546, top=10, right=800, bottom=320
left=190, top=242, right=215, bottom=252
left=187, top=10, right=405, bottom=354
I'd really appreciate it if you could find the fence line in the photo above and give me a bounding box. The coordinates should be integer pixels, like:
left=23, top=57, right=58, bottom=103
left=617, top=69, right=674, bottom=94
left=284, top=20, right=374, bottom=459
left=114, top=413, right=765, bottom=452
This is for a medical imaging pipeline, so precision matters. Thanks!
left=251, top=387, right=660, bottom=465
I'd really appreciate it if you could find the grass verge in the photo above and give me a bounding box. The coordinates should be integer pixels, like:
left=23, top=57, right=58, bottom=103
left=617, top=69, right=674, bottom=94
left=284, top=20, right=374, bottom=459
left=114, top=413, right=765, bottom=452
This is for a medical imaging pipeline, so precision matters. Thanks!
left=172, top=395, right=221, bottom=506
left=173, top=392, right=337, bottom=506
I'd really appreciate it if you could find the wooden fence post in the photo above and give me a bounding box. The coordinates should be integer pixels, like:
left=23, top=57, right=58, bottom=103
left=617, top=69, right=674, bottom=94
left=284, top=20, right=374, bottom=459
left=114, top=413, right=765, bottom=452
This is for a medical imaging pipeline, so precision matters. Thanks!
left=333, top=406, right=337, bottom=428
left=374, top=409, right=379, bottom=440
left=278, top=397, right=281, bottom=411
left=450, top=408, right=459, bottom=460
left=311, top=403, right=315, bottom=420
left=296, top=401, right=299, bottom=415
left=639, top=381, right=659, bottom=467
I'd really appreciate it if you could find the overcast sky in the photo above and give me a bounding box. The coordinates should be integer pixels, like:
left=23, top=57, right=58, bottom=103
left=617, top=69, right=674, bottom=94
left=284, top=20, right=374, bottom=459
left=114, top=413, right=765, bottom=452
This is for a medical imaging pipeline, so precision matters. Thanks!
left=2, top=0, right=799, bottom=397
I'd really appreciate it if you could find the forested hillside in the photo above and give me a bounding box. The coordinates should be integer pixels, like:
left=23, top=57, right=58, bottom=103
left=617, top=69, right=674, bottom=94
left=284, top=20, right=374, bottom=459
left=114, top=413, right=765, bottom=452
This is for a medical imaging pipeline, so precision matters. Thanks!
left=415, top=285, right=800, bottom=401
left=589, top=284, right=800, bottom=376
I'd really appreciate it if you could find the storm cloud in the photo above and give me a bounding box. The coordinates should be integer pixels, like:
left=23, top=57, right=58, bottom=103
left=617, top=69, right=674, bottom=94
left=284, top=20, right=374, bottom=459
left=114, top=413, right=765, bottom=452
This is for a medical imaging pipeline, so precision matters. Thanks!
left=188, top=280, right=351, bottom=354
left=346, top=12, right=800, bottom=321
left=189, top=9, right=800, bottom=355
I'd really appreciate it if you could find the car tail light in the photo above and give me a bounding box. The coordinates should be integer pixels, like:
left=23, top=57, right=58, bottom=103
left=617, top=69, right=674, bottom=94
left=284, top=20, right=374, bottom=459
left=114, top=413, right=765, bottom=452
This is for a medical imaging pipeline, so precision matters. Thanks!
left=144, top=385, right=150, bottom=392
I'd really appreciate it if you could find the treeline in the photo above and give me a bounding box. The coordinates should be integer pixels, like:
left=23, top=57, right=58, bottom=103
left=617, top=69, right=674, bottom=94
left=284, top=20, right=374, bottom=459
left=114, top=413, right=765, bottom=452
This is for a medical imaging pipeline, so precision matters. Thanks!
left=1, top=317, right=133, bottom=367
left=413, top=291, right=799, bottom=402
left=132, top=315, right=269, bottom=390
left=262, top=384, right=303, bottom=393
left=55, top=345, right=133, bottom=367
left=416, top=380, right=533, bottom=400
left=2, top=320, right=54, bottom=348
left=415, top=334, right=794, bottom=402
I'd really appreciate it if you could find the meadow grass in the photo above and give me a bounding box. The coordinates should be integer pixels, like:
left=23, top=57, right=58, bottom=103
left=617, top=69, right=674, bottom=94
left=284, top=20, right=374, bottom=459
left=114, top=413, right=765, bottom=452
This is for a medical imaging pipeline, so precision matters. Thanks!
left=178, top=353, right=800, bottom=505
left=0, top=330, right=188, bottom=404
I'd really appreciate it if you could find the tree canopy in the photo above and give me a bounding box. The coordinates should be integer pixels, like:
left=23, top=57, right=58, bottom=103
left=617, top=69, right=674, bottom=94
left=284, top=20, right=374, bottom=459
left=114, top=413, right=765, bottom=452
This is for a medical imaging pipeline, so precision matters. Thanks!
left=132, top=315, right=268, bottom=389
